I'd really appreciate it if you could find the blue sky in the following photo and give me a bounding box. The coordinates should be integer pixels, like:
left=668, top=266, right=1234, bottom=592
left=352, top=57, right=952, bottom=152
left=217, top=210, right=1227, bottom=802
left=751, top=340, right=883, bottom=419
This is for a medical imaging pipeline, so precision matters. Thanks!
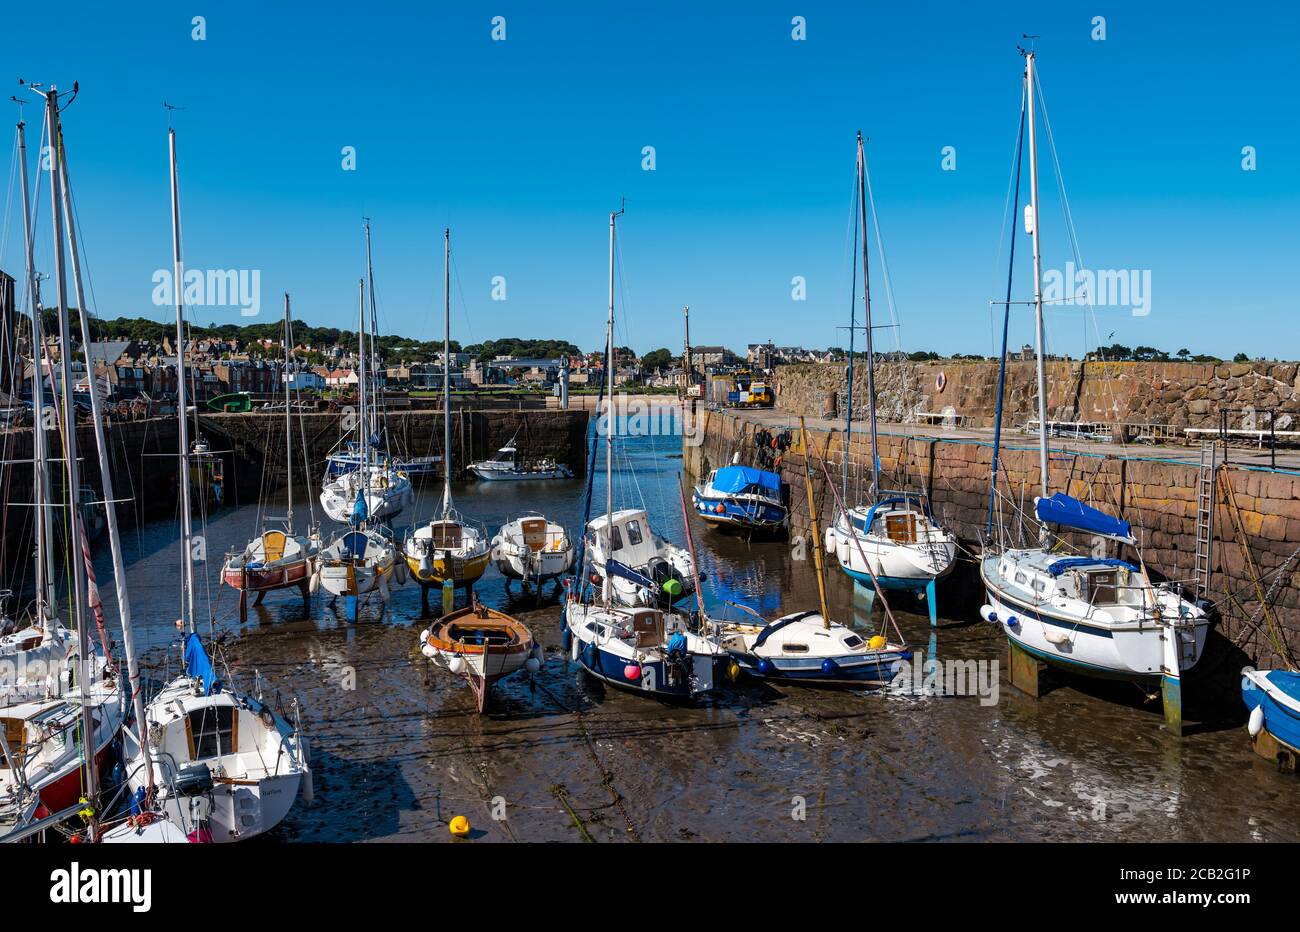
left=3, top=1, right=1296, bottom=358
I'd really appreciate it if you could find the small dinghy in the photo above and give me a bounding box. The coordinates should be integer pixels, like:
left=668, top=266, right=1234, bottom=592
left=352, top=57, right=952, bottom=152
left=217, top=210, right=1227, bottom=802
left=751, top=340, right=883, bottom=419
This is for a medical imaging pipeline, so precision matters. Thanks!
left=492, top=514, right=575, bottom=586
left=419, top=603, right=539, bottom=712
left=1242, top=668, right=1300, bottom=764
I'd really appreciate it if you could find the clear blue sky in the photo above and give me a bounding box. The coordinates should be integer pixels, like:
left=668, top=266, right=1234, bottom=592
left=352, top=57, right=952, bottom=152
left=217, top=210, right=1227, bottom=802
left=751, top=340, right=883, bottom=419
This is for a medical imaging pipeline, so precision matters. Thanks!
left=3, top=1, right=1296, bottom=359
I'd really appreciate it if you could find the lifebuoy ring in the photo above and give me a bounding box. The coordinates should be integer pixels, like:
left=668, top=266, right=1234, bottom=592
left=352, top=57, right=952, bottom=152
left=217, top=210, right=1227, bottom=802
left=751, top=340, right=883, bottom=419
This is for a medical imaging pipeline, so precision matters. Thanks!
left=259, top=709, right=275, bottom=727
left=935, top=371, right=947, bottom=392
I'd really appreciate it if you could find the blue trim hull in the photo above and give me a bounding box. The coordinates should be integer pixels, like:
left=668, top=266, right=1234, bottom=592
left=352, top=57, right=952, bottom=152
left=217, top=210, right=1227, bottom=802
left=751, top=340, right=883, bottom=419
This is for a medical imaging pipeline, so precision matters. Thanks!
left=728, top=649, right=911, bottom=687
left=1243, top=673, right=1300, bottom=752
left=692, top=491, right=787, bottom=531
left=577, top=641, right=703, bottom=701
left=843, top=567, right=932, bottom=593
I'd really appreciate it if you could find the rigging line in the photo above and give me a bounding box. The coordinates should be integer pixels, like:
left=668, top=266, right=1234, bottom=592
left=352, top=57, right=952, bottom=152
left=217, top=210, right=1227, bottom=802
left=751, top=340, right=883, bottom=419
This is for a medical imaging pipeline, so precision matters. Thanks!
left=988, top=84, right=1027, bottom=360
left=449, top=251, right=474, bottom=348
left=860, top=145, right=903, bottom=354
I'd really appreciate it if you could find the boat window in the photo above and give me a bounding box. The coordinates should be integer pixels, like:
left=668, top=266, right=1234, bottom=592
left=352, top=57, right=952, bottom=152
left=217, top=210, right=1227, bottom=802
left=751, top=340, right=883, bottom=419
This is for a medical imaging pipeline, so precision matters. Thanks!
left=1033, top=578, right=1046, bottom=593
left=1014, top=571, right=1027, bottom=585
left=625, top=520, right=644, bottom=546
left=188, top=705, right=236, bottom=760
left=609, top=527, right=623, bottom=551
left=0, top=718, right=23, bottom=769
left=782, top=643, right=809, bottom=653
left=842, top=634, right=864, bottom=649
left=885, top=513, right=917, bottom=544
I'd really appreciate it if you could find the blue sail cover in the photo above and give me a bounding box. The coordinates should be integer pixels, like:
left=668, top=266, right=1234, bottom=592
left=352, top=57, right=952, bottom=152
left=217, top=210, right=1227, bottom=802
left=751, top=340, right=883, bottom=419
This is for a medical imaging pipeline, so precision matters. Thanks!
left=712, top=465, right=781, bottom=497
left=606, top=559, right=655, bottom=590
left=1034, top=493, right=1134, bottom=542
left=183, top=632, right=220, bottom=696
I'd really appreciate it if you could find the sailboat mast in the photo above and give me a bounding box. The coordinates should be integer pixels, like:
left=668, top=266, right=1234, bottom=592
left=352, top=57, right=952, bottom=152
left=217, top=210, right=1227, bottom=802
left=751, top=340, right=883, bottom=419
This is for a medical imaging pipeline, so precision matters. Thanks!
left=283, top=293, right=294, bottom=533
left=799, top=417, right=832, bottom=630
left=44, top=87, right=98, bottom=819
left=357, top=276, right=368, bottom=505
left=364, top=220, right=380, bottom=441
left=15, top=118, right=54, bottom=619
left=856, top=132, right=880, bottom=501
left=57, top=118, right=156, bottom=793
left=442, top=228, right=452, bottom=515
left=169, top=127, right=197, bottom=632
left=1026, top=51, right=1049, bottom=502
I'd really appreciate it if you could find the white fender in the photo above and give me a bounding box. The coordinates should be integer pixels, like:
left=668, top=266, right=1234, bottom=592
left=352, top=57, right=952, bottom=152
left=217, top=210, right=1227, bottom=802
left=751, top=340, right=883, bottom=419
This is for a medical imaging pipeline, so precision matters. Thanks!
left=308, top=571, right=321, bottom=594
left=1248, top=704, right=1265, bottom=737
left=824, top=526, right=835, bottom=555
left=421, top=642, right=437, bottom=659
left=525, top=657, right=541, bottom=673
left=448, top=654, right=465, bottom=674
left=979, top=604, right=997, bottom=623
left=300, top=767, right=314, bottom=807
left=1044, top=628, right=1071, bottom=646
left=394, top=560, right=407, bottom=586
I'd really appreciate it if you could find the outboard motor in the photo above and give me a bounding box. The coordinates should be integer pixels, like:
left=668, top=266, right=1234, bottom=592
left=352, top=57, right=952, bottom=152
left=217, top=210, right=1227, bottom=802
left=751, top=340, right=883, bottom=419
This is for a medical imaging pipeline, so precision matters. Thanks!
left=173, top=761, right=215, bottom=797
left=646, top=558, right=685, bottom=607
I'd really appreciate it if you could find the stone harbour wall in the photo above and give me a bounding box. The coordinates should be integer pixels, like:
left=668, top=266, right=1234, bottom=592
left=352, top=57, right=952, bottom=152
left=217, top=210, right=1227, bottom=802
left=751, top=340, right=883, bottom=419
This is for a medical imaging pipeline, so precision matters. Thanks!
left=774, top=360, right=1300, bottom=430
left=684, top=408, right=1300, bottom=674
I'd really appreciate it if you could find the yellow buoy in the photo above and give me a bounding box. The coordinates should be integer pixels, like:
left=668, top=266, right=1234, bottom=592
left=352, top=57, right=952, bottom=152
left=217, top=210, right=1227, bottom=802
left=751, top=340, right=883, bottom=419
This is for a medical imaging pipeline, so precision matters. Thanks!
left=449, top=815, right=470, bottom=837
left=868, top=635, right=887, bottom=650
left=727, top=661, right=741, bottom=682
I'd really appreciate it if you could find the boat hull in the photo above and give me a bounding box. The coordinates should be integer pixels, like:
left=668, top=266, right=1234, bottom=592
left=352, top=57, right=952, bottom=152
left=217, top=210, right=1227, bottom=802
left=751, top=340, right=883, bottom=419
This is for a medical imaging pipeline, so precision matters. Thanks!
left=470, top=465, right=572, bottom=481
left=1243, top=669, right=1300, bottom=754
left=727, top=648, right=910, bottom=687
left=221, top=557, right=314, bottom=594
left=405, top=551, right=490, bottom=589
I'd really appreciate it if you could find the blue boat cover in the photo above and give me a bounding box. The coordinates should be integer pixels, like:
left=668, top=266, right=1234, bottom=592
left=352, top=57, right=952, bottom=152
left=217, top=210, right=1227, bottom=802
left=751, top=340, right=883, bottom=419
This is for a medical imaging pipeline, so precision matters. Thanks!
left=183, top=632, right=220, bottom=696
left=712, top=465, right=781, bottom=497
left=1034, top=493, right=1133, bottom=541
left=1046, top=557, right=1139, bottom=577
left=350, top=494, right=369, bottom=525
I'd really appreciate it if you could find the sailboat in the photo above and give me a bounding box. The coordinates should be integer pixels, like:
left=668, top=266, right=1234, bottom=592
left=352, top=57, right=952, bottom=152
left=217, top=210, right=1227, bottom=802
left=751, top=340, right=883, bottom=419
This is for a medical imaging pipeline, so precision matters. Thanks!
left=121, top=125, right=310, bottom=842
left=718, top=419, right=911, bottom=686
left=491, top=514, right=576, bottom=587
left=403, top=229, right=491, bottom=606
left=2, top=87, right=127, bottom=840
left=563, top=208, right=721, bottom=700
left=315, top=278, right=401, bottom=608
left=978, top=49, right=1208, bottom=731
left=825, top=133, right=957, bottom=625
left=320, top=222, right=413, bottom=523
left=221, top=294, right=319, bottom=619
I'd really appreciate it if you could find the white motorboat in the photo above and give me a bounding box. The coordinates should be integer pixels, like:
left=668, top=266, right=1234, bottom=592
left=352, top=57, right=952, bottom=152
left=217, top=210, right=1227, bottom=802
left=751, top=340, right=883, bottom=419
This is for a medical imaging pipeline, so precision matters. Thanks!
left=585, top=508, right=695, bottom=608
left=491, top=514, right=575, bottom=584
left=469, top=444, right=573, bottom=481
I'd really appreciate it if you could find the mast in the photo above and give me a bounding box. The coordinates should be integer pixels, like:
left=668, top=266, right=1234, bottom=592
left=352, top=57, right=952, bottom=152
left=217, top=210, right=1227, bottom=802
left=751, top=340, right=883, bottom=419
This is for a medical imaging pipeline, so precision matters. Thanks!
left=603, top=208, right=622, bottom=608
left=357, top=276, right=368, bottom=516
left=1025, top=51, right=1050, bottom=504
left=169, top=127, right=197, bottom=632
left=799, top=417, right=832, bottom=629
left=283, top=293, right=294, bottom=533
left=857, top=132, right=880, bottom=502
left=364, top=219, right=380, bottom=444
left=441, top=228, right=452, bottom=516
left=43, top=86, right=98, bottom=820
left=682, top=305, right=691, bottom=402
left=987, top=77, right=1028, bottom=541
left=15, top=117, right=54, bottom=619
left=57, top=114, right=155, bottom=794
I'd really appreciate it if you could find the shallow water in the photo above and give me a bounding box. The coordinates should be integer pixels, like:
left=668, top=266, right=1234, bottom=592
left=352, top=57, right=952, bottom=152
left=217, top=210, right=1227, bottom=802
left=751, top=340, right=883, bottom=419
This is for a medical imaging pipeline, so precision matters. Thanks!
left=75, top=424, right=1300, bottom=842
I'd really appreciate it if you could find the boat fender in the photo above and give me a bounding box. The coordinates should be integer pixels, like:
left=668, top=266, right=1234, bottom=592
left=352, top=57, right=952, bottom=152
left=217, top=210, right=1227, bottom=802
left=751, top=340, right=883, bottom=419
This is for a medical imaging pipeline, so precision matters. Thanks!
left=301, top=769, right=314, bottom=808
left=756, top=658, right=776, bottom=676
left=1044, top=628, right=1071, bottom=646
left=824, top=527, right=835, bottom=555
left=979, top=604, right=998, bottom=623
left=624, top=663, right=642, bottom=682
left=726, top=660, right=741, bottom=681
left=525, top=657, right=541, bottom=674
left=562, top=626, right=572, bottom=651
left=821, top=658, right=840, bottom=675
left=309, top=571, right=321, bottom=594
left=449, top=655, right=465, bottom=674
left=1005, top=616, right=1019, bottom=629
left=449, top=815, right=470, bottom=837
left=420, top=628, right=431, bottom=643
left=421, top=642, right=437, bottom=659
left=868, top=635, right=887, bottom=650
left=1248, top=704, right=1265, bottom=737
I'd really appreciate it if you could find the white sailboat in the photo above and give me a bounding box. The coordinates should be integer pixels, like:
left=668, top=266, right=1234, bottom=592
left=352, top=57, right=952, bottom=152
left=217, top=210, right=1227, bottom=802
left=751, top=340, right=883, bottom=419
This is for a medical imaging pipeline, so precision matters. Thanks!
left=825, top=132, right=956, bottom=623
left=320, top=224, right=412, bottom=523
left=403, top=229, right=491, bottom=603
left=316, top=278, right=400, bottom=605
left=563, top=207, right=721, bottom=700
left=978, top=50, right=1208, bottom=729
left=491, top=514, right=575, bottom=586
left=121, top=125, right=310, bottom=842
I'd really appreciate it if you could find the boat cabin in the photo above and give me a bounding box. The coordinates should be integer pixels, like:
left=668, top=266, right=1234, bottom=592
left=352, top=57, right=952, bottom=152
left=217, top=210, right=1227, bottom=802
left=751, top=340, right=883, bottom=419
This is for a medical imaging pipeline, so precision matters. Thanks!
left=844, top=494, right=935, bottom=544
left=587, top=508, right=658, bottom=568
left=995, top=553, right=1146, bottom=610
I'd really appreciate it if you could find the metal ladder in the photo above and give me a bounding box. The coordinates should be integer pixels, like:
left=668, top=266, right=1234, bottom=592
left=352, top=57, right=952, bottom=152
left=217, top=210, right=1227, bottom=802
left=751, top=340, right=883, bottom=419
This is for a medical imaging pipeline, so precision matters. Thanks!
left=1193, top=440, right=1216, bottom=600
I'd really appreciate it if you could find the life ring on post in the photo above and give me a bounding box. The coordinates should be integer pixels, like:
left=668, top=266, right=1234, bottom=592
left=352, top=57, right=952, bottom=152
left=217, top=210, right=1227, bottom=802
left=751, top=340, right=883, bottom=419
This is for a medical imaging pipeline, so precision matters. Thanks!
left=935, top=371, right=947, bottom=393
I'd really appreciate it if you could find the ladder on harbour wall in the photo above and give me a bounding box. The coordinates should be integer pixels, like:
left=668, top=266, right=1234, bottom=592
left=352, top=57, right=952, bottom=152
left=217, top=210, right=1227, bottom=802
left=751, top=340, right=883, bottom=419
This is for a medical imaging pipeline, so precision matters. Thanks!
left=1194, top=440, right=1216, bottom=601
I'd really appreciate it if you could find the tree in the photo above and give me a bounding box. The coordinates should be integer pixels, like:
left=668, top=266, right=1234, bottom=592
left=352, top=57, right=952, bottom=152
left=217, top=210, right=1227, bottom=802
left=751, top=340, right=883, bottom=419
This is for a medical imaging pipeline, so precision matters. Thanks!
left=1176, top=348, right=1190, bottom=359
left=1233, top=352, right=1249, bottom=363
left=640, top=347, right=674, bottom=372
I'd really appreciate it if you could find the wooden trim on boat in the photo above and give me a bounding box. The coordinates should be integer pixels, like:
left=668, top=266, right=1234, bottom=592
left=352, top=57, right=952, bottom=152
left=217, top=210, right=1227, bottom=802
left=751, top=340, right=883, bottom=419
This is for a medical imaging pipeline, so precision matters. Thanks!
left=424, top=604, right=532, bottom=656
